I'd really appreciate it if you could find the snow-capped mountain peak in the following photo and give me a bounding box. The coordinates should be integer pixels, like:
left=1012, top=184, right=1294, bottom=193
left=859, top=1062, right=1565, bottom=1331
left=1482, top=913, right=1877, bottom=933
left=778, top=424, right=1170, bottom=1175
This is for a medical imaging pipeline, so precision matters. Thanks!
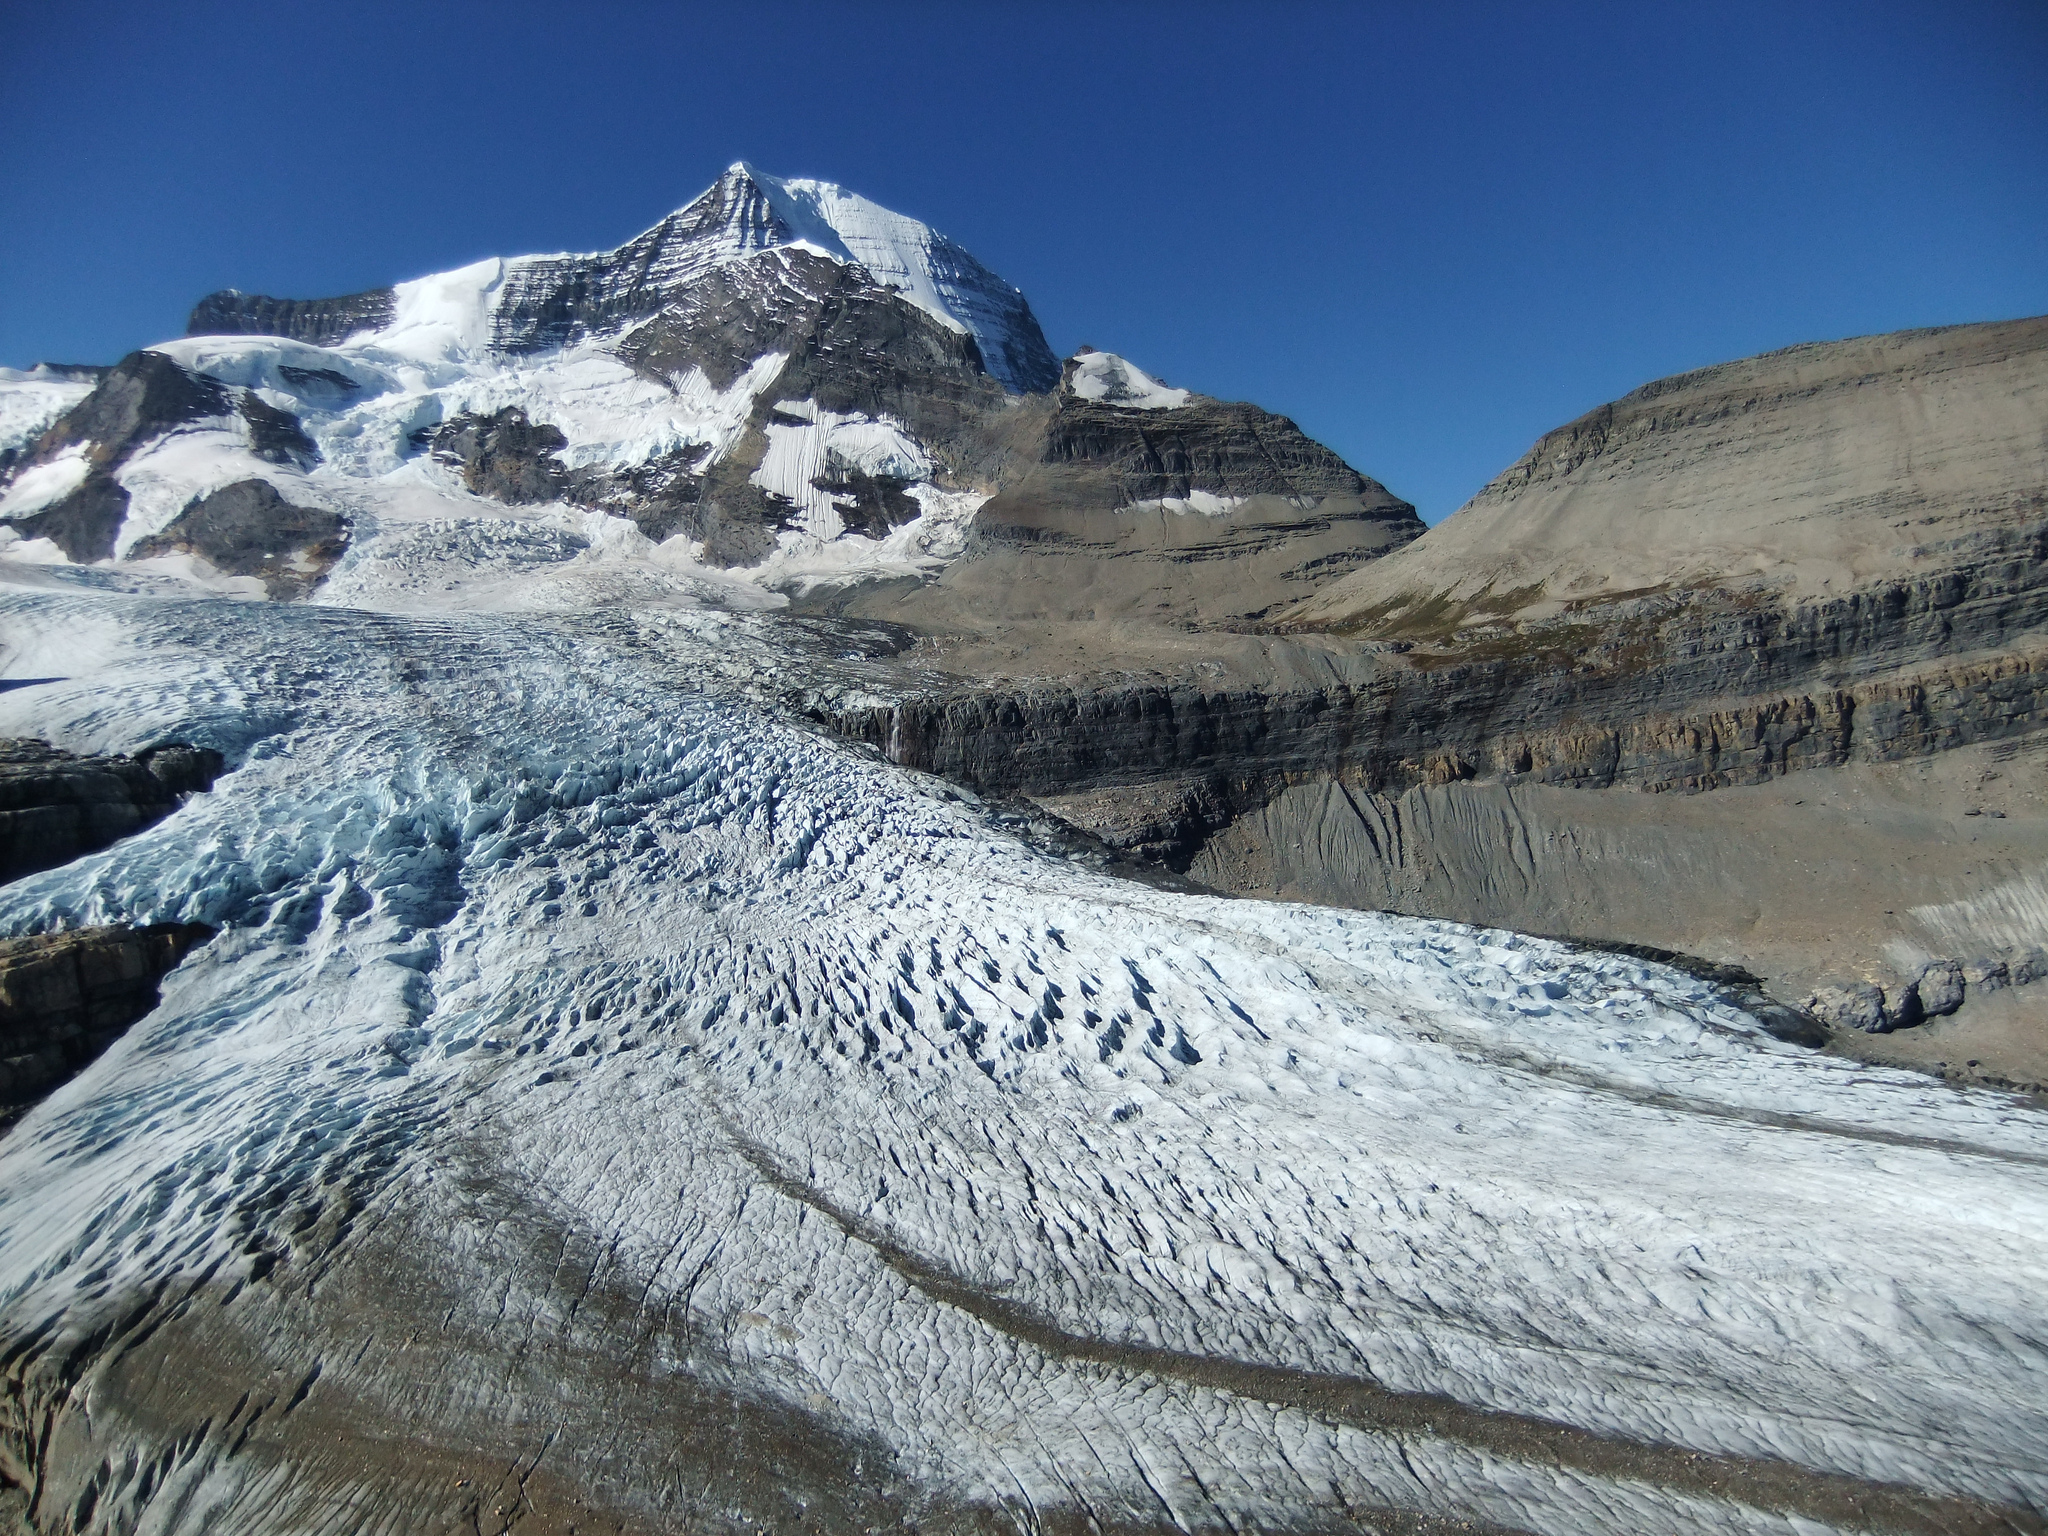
left=704, top=161, right=1058, bottom=391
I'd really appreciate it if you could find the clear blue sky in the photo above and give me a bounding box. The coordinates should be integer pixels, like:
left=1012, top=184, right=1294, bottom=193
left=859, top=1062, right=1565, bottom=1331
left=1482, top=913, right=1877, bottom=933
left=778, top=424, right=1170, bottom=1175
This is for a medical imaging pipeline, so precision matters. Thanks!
left=3, top=0, right=2042, bottom=521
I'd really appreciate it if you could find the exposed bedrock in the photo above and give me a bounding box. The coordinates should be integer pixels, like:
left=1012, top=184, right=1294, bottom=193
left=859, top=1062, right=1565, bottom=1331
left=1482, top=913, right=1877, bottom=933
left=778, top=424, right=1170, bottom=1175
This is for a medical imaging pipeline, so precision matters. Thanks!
left=0, top=739, right=224, bottom=884
left=430, top=407, right=572, bottom=505
left=0, top=923, right=213, bottom=1132
left=819, top=521, right=2048, bottom=1056
left=0, top=350, right=325, bottom=564
left=0, top=351, right=233, bottom=562
left=186, top=286, right=398, bottom=347
left=812, top=316, right=2048, bottom=1050
left=828, top=561, right=2048, bottom=818
left=126, top=479, right=350, bottom=599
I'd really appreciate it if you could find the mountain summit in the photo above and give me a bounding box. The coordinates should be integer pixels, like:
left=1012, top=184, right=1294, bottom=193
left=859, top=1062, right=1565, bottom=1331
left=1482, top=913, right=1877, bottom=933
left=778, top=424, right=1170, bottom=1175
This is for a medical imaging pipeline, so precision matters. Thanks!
left=190, top=162, right=1063, bottom=393
left=1, top=164, right=1419, bottom=591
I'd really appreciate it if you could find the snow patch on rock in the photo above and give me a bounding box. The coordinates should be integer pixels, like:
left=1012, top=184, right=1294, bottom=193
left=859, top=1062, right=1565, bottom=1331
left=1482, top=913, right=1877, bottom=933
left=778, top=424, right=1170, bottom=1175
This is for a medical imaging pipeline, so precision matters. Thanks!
left=1069, top=351, right=1190, bottom=410
left=0, top=444, right=90, bottom=518
left=751, top=400, right=931, bottom=538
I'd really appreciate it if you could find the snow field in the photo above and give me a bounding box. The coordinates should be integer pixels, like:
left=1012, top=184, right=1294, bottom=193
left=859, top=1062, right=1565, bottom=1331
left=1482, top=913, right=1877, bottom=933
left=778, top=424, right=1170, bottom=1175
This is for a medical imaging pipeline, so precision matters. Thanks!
left=0, top=585, right=2041, bottom=1533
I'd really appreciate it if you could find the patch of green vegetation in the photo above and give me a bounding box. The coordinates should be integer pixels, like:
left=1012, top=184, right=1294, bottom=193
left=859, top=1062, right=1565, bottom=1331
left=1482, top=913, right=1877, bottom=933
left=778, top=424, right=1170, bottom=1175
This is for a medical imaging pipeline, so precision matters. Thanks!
left=1328, top=581, right=1550, bottom=643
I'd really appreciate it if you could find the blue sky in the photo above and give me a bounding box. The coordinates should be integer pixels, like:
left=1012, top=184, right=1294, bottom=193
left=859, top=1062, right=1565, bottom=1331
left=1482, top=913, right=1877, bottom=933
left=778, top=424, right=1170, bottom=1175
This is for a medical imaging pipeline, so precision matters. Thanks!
left=3, top=0, right=2042, bottom=521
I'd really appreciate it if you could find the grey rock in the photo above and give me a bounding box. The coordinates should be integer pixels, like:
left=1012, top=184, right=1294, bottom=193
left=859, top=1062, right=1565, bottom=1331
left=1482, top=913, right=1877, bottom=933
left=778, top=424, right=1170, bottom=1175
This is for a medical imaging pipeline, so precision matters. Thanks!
left=1915, top=960, right=1966, bottom=1018
left=239, top=391, right=320, bottom=468
left=430, top=408, right=570, bottom=505
left=0, top=350, right=236, bottom=561
left=127, top=479, right=350, bottom=599
left=187, top=285, right=396, bottom=346
left=1882, top=981, right=1925, bottom=1031
left=0, top=738, right=224, bottom=883
left=0, top=922, right=214, bottom=1128
left=1806, top=981, right=1890, bottom=1033
left=1962, top=956, right=2010, bottom=994
left=489, top=163, right=1061, bottom=393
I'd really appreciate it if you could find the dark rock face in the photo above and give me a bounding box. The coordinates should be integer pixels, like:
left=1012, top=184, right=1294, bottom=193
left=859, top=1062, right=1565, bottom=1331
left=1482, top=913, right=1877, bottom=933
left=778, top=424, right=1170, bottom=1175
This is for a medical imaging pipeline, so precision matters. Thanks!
left=1035, top=356, right=1386, bottom=511
left=431, top=408, right=570, bottom=504
left=830, top=555, right=2048, bottom=832
left=590, top=249, right=1014, bottom=556
left=5, top=475, right=132, bottom=564
left=816, top=467, right=920, bottom=538
left=0, top=739, right=224, bottom=884
left=0, top=923, right=214, bottom=1131
left=187, top=286, right=396, bottom=346
left=0, top=350, right=244, bottom=562
left=34, top=351, right=231, bottom=457
left=488, top=164, right=1061, bottom=393
left=127, top=479, right=350, bottom=598
left=239, top=392, right=320, bottom=467
left=276, top=363, right=362, bottom=401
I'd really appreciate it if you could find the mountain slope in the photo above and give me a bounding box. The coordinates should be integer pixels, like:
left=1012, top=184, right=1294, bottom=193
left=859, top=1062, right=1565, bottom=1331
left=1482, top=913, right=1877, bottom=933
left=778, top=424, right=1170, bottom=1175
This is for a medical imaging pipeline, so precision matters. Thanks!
left=0, top=166, right=1417, bottom=598
left=814, top=316, right=2048, bottom=1057
left=1287, top=315, right=2048, bottom=633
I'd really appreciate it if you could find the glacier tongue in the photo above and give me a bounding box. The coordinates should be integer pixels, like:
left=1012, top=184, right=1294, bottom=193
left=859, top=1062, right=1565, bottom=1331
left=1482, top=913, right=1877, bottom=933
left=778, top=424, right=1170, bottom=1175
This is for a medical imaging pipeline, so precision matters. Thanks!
left=0, top=584, right=2043, bottom=1533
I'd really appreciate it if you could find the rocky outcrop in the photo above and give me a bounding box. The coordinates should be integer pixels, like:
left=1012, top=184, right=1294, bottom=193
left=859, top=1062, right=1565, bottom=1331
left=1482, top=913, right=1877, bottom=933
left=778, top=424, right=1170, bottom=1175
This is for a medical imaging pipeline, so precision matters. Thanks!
left=1032, top=356, right=1385, bottom=511
left=0, top=923, right=213, bottom=1130
left=240, top=391, right=320, bottom=468
left=127, top=479, right=350, bottom=598
left=431, top=407, right=571, bottom=505
left=0, top=350, right=326, bottom=564
left=186, top=286, right=397, bottom=346
left=0, top=351, right=234, bottom=561
left=0, top=739, right=224, bottom=883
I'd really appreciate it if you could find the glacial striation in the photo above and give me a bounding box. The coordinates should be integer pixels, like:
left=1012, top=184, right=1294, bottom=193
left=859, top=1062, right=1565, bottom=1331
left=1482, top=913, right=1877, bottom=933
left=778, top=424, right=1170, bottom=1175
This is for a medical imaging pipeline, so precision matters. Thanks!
left=0, top=589, right=2042, bottom=1535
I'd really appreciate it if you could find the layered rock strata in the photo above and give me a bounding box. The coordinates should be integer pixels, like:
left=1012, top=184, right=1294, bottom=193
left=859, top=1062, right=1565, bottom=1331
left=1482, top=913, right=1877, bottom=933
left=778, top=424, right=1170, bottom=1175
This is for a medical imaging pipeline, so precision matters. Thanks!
left=811, top=317, right=2048, bottom=1053
left=0, top=923, right=213, bottom=1131
left=0, top=739, right=223, bottom=883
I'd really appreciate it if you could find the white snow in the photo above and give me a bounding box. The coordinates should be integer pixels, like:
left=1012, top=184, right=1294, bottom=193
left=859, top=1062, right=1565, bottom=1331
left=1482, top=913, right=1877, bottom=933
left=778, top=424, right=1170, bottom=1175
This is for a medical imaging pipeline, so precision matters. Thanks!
left=1130, top=490, right=1247, bottom=515
left=378, top=256, right=506, bottom=364
left=111, top=425, right=303, bottom=554
left=0, top=444, right=90, bottom=518
left=0, top=580, right=2041, bottom=1534
left=0, top=367, right=95, bottom=456
left=1067, top=351, right=1191, bottom=410
left=751, top=400, right=932, bottom=538
left=753, top=169, right=973, bottom=336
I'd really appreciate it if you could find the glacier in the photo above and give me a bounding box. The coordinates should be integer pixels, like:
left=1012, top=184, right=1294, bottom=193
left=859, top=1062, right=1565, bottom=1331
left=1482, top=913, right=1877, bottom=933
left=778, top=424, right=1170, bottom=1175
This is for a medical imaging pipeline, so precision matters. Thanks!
left=0, top=575, right=2042, bottom=1533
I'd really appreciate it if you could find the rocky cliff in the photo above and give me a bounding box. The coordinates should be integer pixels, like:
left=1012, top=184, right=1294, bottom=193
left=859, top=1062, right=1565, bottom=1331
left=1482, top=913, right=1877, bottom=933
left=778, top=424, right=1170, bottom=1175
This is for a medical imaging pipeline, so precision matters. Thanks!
left=0, top=739, right=223, bottom=884
left=806, top=317, right=2048, bottom=1060
left=0, top=923, right=213, bottom=1130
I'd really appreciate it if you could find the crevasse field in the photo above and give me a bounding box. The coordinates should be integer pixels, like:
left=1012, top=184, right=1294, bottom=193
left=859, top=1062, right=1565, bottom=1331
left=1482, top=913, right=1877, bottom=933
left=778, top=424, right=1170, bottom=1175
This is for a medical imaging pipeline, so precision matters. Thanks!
left=0, top=576, right=2044, bottom=1535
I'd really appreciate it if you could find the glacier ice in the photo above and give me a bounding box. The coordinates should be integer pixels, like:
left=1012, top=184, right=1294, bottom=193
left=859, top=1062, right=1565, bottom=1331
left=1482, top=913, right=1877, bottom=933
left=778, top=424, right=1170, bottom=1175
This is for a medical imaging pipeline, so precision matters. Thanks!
left=0, top=583, right=2042, bottom=1533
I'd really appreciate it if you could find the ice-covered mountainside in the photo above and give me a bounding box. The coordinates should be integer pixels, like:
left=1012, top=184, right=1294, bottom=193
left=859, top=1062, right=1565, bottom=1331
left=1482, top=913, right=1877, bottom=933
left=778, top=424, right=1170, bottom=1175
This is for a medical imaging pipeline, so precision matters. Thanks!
left=0, top=163, right=1427, bottom=601
left=191, top=162, right=1061, bottom=395
left=0, top=580, right=2043, bottom=1534
left=0, top=366, right=97, bottom=462
left=0, top=165, right=1077, bottom=589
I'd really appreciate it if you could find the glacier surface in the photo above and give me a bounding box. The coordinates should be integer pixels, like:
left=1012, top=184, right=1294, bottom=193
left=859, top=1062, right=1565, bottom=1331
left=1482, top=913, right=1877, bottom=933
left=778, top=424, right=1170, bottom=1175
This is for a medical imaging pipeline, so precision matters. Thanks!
left=0, top=579, right=2043, bottom=1533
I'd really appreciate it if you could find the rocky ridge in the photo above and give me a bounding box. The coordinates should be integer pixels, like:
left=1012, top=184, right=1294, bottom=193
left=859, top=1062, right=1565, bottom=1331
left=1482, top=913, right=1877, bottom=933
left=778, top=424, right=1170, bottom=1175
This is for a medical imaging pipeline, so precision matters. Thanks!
left=0, top=738, right=222, bottom=884
left=801, top=317, right=2048, bottom=1055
